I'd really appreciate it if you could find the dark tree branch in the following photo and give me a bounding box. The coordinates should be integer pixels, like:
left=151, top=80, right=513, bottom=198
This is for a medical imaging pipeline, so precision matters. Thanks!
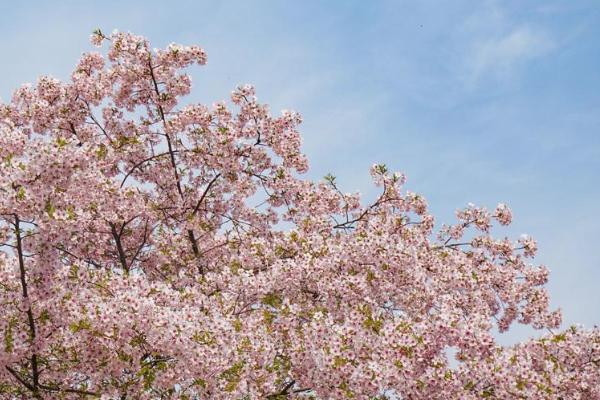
left=191, top=173, right=221, bottom=217
left=110, top=222, right=130, bottom=273
left=13, top=215, right=41, bottom=396
left=120, top=151, right=180, bottom=188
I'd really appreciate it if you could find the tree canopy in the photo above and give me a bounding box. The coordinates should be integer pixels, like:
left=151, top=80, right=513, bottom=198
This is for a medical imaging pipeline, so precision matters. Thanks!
left=0, top=30, right=598, bottom=399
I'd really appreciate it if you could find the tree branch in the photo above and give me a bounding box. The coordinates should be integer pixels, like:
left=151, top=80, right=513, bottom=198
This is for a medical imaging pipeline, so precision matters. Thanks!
left=13, top=215, right=41, bottom=397
left=110, top=222, right=130, bottom=273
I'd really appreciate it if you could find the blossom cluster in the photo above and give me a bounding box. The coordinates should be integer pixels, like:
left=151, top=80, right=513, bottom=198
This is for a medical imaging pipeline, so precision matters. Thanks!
left=0, top=30, right=597, bottom=399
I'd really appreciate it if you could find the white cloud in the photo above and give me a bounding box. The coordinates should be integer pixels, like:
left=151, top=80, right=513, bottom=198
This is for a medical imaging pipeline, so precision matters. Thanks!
left=468, top=27, right=555, bottom=82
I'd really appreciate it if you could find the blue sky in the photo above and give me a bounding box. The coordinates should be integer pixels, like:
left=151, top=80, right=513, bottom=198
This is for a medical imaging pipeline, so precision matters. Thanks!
left=0, top=1, right=598, bottom=345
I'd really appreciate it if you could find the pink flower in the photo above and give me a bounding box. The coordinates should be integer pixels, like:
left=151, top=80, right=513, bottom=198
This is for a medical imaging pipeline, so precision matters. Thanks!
left=494, top=202, right=513, bottom=225
left=0, top=29, right=594, bottom=400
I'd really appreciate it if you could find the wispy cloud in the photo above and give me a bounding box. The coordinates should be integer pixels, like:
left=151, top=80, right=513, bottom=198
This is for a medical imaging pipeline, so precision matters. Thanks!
left=467, top=27, right=555, bottom=82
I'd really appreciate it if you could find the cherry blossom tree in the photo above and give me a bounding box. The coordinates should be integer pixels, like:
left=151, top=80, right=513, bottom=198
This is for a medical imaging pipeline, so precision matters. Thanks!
left=0, top=30, right=598, bottom=399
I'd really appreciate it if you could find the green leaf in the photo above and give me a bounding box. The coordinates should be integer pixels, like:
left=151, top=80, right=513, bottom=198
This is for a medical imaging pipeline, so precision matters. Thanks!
left=16, top=187, right=26, bottom=201
left=220, top=361, right=245, bottom=392
left=324, top=173, right=336, bottom=184
left=191, top=330, right=215, bottom=345
left=95, top=144, right=108, bottom=160
left=261, top=293, right=283, bottom=309
left=45, top=201, right=56, bottom=219
left=56, top=137, right=68, bottom=148
left=69, top=318, right=91, bottom=333
left=4, top=317, right=16, bottom=353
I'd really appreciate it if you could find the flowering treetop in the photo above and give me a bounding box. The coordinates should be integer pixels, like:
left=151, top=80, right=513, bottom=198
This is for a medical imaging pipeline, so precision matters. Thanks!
left=0, top=29, right=598, bottom=399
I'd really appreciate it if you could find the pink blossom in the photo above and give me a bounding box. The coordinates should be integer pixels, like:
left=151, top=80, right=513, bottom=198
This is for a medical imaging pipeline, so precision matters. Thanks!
left=0, top=30, right=596, bottom=399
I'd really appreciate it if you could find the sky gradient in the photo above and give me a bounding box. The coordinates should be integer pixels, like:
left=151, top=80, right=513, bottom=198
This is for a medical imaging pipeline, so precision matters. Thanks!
left=0, top=0, right=598, bottom=345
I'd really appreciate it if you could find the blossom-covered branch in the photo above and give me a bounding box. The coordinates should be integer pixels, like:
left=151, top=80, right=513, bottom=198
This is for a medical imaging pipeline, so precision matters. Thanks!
left=0, top=29, right=597, bottom=399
